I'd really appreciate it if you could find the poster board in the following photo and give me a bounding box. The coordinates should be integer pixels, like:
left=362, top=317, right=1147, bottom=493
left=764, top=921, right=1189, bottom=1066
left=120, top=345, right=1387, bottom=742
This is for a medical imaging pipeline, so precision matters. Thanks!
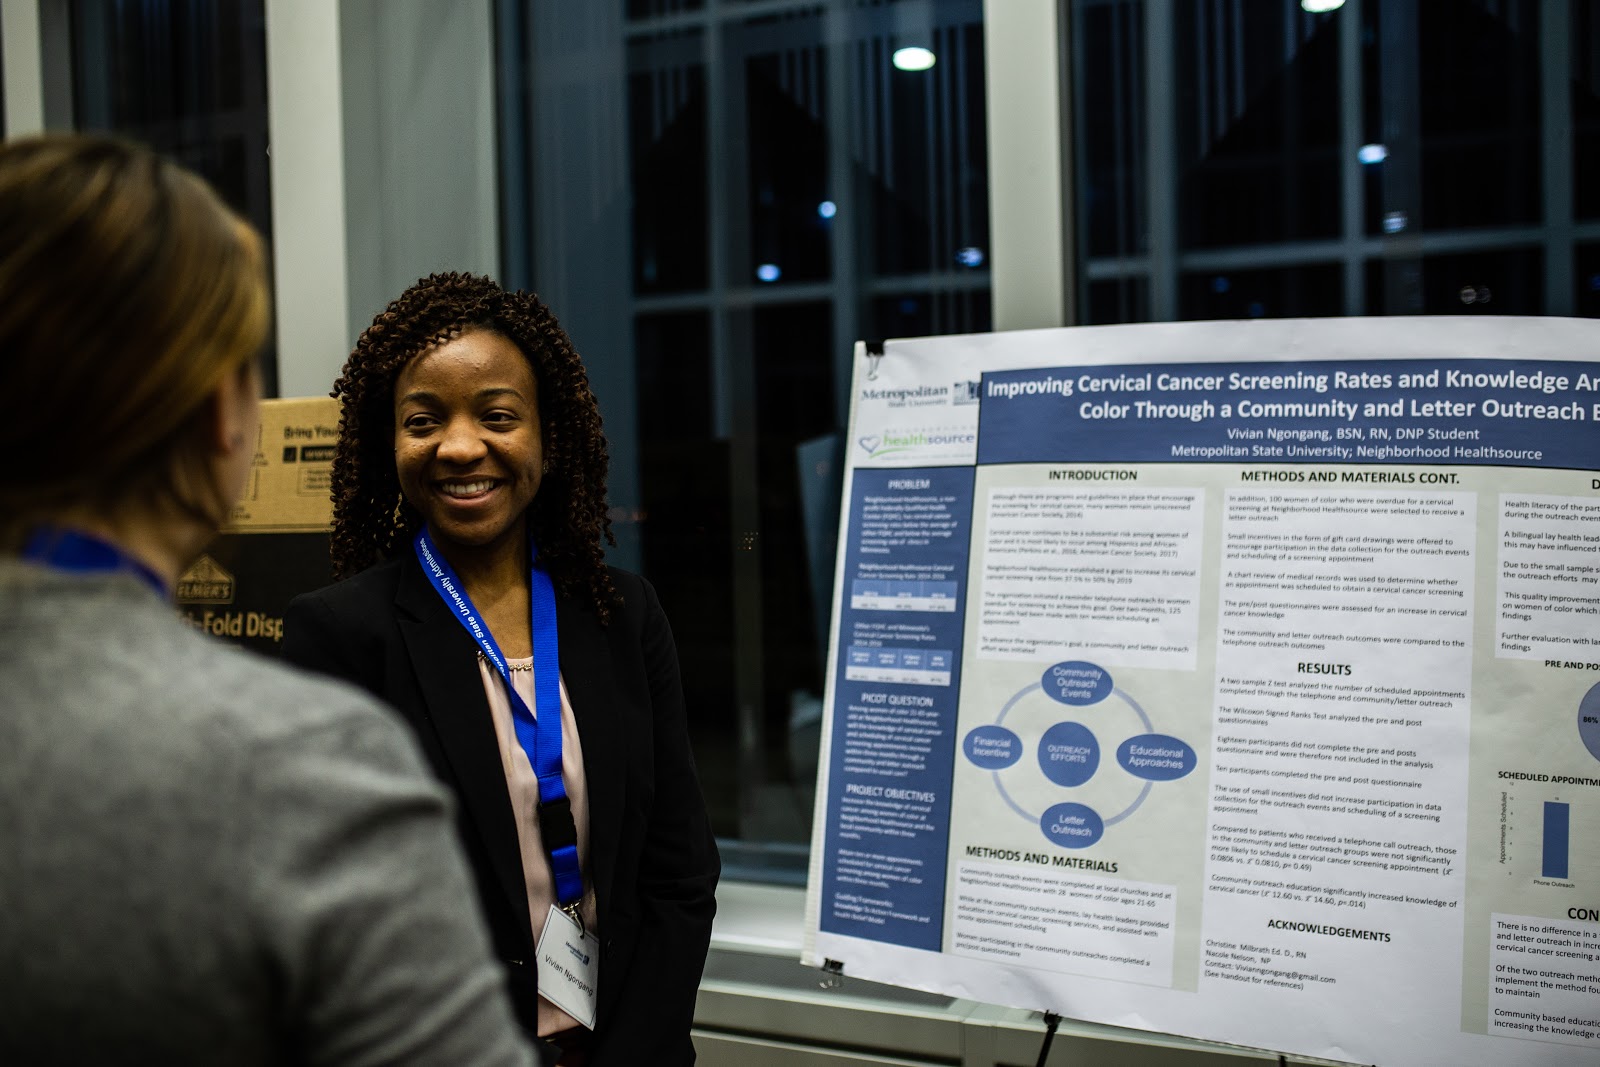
left=802, top=317, right=1600, bottom=1067
left=174, top=396, right=339, bottom=655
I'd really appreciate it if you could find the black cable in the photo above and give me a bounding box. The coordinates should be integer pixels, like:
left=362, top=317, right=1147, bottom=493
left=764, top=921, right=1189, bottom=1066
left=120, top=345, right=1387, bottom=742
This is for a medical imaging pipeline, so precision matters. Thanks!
left=1035, top=1011, right=1062, bottom=1067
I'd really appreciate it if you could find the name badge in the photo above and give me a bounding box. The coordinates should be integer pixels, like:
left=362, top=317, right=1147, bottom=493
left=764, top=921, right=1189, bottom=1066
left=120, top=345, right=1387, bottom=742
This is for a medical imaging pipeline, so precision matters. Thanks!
left=536, top=904, right=599, bottom=1030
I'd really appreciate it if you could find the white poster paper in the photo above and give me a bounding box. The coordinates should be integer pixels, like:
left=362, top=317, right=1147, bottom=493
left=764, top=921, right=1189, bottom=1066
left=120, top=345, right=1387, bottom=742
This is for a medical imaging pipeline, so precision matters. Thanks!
left=803, top=317, right=1600, bottom=1067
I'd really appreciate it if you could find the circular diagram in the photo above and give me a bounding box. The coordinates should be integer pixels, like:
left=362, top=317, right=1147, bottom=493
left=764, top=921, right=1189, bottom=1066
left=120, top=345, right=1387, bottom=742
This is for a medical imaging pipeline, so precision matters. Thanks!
left=961, top=660, right=1198, bottom=848
left=1582, top=680, right=1600, bottom=764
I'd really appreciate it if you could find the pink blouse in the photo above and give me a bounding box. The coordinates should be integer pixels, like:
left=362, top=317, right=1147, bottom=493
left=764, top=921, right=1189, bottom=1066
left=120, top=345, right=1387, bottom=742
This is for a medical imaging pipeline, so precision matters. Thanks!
left=477, top=655, right=598, bottom=1037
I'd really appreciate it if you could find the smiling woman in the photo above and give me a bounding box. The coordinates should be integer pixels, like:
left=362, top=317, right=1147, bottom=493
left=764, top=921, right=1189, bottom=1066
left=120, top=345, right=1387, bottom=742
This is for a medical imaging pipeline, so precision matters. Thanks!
left=281, top=272, right=719, bottom=1066
left=392, top=329, right=546, bottom=584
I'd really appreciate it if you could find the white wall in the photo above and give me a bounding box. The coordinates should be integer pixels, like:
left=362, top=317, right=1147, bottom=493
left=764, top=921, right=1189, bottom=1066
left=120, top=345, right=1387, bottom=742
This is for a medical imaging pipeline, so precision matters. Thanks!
left=265, top=0, right=350, bottom=398
left=2, top=0, right=46, bottom=136
left=265, top=0, right=499, bottom=398
left=983, top=0, right=1071, bottom=330
left=340, top=0, right=499, bottom=348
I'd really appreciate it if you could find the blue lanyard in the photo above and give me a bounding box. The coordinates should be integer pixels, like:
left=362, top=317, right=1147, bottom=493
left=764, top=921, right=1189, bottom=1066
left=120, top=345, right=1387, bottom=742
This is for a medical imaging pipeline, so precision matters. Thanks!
left=22, top=527, right=168, bottom=599
left=413, top=528, right=583, bottom=907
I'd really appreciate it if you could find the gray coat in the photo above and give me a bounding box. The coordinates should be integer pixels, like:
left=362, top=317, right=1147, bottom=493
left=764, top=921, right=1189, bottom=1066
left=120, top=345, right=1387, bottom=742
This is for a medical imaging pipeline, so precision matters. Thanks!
left=0, top=561, right=534, bottom=1066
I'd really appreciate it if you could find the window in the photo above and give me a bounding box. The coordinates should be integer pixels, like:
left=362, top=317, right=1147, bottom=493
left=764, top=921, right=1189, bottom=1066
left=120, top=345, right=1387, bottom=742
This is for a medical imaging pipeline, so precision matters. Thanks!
left=1075, top=0, right=1571, bottom=324
left=498, top=0, right=989, bottom=878
left=68, top=0, right=275, bottom=390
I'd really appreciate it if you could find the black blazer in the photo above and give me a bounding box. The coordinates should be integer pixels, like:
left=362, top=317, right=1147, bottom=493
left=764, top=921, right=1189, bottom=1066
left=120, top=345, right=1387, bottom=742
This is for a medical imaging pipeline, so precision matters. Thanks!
left=282, top=553, right=719, bottom=1065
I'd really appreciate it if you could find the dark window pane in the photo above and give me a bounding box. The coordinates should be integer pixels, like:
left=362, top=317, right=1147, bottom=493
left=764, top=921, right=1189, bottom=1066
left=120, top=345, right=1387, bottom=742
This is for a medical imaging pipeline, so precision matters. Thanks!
left=1573, top=5, right=1600, bottom=220
left=70, top=0, right=269, bottom=238
left=1577, top=245, right=1600, bottom=318
left=626, top=0, right=704, bottom=20
left=634, top=311, right=736, bottom=835
left=1364, top=249, right=1542, bottom=317
left=747, top=42, right=831, bottom=284
left=1179, top=263, right=1342, bottom=320
left=867, top=20, right=988, bottom=277
left=1415, top=1, right=1539, bottom=231
left=1080, top=0, right=1562, bottom=325
left=1364, top=0, right=1540, bottom=235
left=866, top=288, right=991, bottom=339
left=753, top=299, right=836, bottom=510
left=1417, top=248, right=1542, bottom=316
left=1176, top=2, right=1341, bottom=248
left=636, top=311, right=714, bottom=442
left=69, top=0, right=273, bottom=389
left=1086, top=277, right=1150, bottom=325
left=751, top=302, right=836, bottom=838
left=1076, top=0, right=1145, bottom=258
left=629, top=34, right=709, bottom=294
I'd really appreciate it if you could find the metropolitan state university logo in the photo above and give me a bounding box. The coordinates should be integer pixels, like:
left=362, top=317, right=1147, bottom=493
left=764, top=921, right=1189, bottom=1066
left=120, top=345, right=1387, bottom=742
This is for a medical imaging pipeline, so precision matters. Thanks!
left=858, top=380, right=981, bottom=408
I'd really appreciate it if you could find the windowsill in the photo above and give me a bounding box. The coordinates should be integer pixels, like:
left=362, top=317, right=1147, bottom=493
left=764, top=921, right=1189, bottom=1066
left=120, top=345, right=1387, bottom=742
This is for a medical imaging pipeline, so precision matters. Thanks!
left=710, top=879, right=809, bottom=956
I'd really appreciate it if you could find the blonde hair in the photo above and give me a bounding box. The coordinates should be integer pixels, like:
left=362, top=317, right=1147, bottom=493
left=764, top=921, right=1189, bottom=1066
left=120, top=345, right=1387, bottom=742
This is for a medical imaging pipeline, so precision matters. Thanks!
left=0, top=135, right=271, bottom=546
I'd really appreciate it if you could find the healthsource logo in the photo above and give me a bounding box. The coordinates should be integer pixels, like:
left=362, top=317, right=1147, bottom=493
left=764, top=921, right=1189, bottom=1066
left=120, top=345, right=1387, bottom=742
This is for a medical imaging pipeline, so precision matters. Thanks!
left=856, top=429, right=976, bottom=459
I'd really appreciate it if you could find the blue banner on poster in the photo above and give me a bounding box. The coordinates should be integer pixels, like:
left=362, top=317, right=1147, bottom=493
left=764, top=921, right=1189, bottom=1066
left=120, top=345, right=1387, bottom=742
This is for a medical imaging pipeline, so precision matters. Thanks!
left=818, top=466, right=975, bottom=952
left=978, top=358, right=1600, bottom=470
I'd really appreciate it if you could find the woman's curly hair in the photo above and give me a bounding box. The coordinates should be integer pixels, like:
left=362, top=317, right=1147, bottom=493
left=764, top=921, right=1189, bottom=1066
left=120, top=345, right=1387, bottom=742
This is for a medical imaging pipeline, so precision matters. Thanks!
left=328, top=272, right=616, bottom=620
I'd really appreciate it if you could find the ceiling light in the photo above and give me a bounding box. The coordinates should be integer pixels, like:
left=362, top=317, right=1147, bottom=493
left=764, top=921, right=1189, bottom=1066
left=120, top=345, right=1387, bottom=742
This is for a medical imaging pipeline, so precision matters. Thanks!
left=892, top=47, right=936, bottom=72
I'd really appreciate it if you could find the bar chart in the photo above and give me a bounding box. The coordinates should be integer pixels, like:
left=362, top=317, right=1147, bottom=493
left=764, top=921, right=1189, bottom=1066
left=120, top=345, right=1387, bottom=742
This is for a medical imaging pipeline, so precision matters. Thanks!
left=1543, top=801, right=1570, bottom=880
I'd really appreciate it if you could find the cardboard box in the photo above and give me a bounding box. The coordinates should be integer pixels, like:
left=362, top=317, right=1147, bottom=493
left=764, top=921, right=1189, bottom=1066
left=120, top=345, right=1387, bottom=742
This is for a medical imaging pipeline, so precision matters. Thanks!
left=175, top=396, right=340, bottom=656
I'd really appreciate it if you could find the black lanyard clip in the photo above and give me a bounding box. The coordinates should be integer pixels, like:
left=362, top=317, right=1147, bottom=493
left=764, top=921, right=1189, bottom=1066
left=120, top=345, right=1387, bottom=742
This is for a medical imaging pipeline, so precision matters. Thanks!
left=538, top=794, right=579, bottom=855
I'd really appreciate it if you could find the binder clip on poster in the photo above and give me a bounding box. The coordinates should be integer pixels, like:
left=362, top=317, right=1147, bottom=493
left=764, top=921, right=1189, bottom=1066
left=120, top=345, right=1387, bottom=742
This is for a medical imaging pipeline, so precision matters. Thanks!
left=864, top=340, right=884, bottom=381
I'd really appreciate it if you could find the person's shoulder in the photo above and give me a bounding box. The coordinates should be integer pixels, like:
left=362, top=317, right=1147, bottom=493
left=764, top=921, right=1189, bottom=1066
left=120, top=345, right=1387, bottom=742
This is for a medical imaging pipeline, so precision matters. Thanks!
left=47, top=613, right=425, bottom=805
left=184, top=630, right=407, bottom=748
left=599, top=565, right=665, bottom=620
left=602, top=564, right=648, bottom=599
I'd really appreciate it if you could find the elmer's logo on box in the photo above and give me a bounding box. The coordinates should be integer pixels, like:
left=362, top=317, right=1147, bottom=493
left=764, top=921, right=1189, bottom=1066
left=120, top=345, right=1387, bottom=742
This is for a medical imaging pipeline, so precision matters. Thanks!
left=176, top=396, right=336, bottom=656
left=176, top=555, right=235, bottom=605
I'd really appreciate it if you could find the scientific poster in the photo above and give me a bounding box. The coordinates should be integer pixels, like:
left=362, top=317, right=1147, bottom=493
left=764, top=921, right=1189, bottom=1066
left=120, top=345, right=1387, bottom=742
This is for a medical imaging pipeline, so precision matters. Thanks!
left=802, top=317, right=1600, bottom=1067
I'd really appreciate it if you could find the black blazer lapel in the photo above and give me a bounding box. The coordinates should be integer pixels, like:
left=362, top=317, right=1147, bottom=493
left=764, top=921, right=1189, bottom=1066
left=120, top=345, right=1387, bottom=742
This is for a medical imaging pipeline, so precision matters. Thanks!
left=557, top=595, right=627, bottom=924
left=395, top=554, right=533, bottom=946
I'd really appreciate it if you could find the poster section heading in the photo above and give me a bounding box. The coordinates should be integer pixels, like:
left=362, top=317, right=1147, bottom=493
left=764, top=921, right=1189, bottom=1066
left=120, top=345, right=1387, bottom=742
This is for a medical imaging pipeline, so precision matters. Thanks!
left=978, top=359, right=1598, bottom=470
left=820, top=467, right=975, bottom=952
